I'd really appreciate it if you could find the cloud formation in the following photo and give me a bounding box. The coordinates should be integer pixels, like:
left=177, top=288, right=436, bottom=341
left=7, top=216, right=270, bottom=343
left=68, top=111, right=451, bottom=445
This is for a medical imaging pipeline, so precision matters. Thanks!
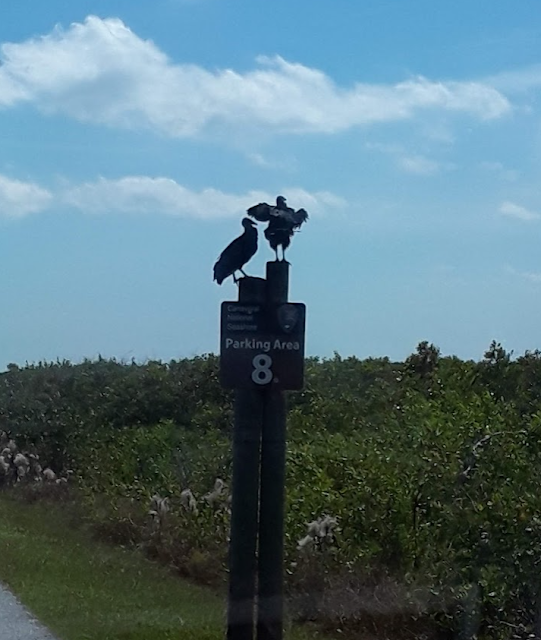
left=487, top=64, right=541, bottom=94
left=365, top=142, right=449, bottom=175
left=0, top=174, right=53, bottom=217
left=0, top=16, right=511, bottom=138
left=499, top=201, right=540, bottom=222
left=506, top=265, right=541, bottom=284
left=63, top=176, right=343, bottom=218
left=397, top=154, right=441, bottom=176
left=479, top=162, right=518, bottom=182
left=521, top=271, right=541, bottom=284
left=0, top=172, right=343, bottom=219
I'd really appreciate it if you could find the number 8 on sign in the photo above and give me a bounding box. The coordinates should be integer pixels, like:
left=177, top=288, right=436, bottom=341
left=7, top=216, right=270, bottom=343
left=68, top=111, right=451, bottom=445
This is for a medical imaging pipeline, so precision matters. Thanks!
left=251, top=354, right=273, bottom=385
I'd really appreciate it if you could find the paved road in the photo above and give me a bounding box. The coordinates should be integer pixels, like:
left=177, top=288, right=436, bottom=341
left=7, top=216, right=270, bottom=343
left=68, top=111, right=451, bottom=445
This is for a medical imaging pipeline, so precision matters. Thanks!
left=0, top=583, right=58, bottom=640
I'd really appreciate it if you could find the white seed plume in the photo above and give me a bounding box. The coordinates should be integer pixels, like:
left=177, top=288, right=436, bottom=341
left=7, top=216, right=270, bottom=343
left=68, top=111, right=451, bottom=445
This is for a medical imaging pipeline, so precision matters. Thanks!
left=297, top=514, right=339, bottom=551
left=180, top=488, right=198, bottom=513
left=149, top=494, right=170, bottom=521
left=0, top=456, right=10, bottom=476
left=42, top=468, right=57, bottom=482
left=13, top=452, right=29, bottom=470
left=203, top=478, right=226, bottom=507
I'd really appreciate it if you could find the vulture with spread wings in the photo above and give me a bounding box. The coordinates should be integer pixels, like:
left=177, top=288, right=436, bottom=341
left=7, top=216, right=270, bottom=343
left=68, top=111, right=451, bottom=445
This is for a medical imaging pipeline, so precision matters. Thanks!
left=247, top=195, right=308, bottom=261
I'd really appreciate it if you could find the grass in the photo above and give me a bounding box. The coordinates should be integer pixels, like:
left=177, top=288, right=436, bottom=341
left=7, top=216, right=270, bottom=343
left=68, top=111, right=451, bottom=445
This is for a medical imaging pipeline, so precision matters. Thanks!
left=0, top=494, right=327, bottom=640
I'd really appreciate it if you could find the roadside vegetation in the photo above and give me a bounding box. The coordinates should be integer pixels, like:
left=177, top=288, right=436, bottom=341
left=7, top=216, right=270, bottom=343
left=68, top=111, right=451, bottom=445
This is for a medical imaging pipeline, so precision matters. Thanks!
left=1, top=340, right=541, bottom=638
left=0, top=494, right=321, bottom=640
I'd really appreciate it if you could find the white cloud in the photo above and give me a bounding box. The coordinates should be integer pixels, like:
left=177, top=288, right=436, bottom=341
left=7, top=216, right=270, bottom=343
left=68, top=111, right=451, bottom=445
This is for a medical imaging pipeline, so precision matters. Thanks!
left=248, top=153, right=274, bottom=168
left=522, top=271, right=541, bottom=284
left=366, top=143, right=447, bottom=176
left=0, top=174, right=52, bottom=217
left=274, top=188, right=346, bottom=216
left=420, top=124, right=455, bottom=145
left=506, top=265, right=541, bottom=284
left=0, top=16, right=511, bottom=138
left=62, top=176, right=344, bottom=218
left=499, top=201, right=540, bottom=222
left=487, top=64, right=541, bottom=94
left=246, top=152, right=297, bottom=172
left=0, top=171, right=343, bottom=220
left=398, top=155, right=441, bottom=176
left=479, top=162, right=518, bottom=182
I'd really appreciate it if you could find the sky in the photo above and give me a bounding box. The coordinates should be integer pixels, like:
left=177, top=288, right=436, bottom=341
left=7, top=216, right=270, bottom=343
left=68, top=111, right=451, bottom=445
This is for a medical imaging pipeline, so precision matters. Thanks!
left=0, top=0, right=540, bottom=369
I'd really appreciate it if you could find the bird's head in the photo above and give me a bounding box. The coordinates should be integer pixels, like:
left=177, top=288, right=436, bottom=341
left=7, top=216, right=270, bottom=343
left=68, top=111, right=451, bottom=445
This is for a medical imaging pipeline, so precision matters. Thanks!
left=242, top=217, right=257, bottom=228
left=276, top=195, right=287, bottom=208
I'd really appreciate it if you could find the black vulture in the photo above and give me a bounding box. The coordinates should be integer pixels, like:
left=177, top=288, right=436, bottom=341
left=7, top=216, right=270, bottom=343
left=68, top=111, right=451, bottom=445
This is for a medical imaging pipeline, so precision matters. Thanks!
left=213, top=218, right=258, bottom=285
left=246, top=195, right=308, bottom=261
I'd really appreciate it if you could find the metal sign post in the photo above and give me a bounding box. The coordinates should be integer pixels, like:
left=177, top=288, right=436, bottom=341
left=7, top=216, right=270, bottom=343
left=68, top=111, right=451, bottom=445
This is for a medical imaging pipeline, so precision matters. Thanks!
left=223, top=262, right=305, bottom=640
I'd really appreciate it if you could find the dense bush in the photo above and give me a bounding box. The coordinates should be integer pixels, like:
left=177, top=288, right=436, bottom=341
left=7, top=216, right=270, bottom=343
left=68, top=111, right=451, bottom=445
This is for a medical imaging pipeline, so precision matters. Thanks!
left=2, top=342, right=541, bottom=638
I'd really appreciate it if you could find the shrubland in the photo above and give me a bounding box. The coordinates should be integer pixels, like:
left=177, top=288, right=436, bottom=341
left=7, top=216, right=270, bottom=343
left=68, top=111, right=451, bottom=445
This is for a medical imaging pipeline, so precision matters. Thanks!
left=1, top=341, right=541, bottom=639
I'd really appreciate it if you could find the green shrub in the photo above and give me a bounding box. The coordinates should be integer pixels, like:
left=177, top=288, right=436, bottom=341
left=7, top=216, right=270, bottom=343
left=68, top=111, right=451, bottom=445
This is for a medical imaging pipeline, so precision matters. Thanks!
left=3, top=345, right=541, bottom=636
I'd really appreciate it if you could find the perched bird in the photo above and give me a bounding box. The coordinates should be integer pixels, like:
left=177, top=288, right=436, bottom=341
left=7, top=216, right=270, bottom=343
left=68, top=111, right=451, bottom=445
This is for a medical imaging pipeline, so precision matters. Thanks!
left=213, top=218, right=258, bottom=284
left=247, top=195, right=308, bottom=261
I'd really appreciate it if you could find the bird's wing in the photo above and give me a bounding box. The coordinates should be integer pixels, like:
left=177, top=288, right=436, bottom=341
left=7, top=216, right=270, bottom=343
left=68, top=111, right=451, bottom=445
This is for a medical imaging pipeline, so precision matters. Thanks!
left=216, top=233, right=245, bottom=263
left=213, top=227, right=257, bottom=283
left=291, top=208, right=309, bottom=228
left=268, top=204, right=307, bottom=226
left=213, top=234, right=244, bottom=282
left=247, top=202, right=272, bottom=222
left=267, top=205, right=286, bottom=219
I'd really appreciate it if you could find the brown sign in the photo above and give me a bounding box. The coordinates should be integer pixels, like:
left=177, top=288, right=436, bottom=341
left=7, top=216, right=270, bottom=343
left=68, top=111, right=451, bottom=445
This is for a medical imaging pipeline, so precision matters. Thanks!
left=220, top=301, right=306, bottom=390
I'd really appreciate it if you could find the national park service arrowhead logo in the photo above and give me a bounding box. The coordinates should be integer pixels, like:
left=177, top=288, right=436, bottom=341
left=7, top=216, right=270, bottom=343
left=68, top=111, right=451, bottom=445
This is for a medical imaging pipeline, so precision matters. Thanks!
left=277, top=304, right=300, bottom=334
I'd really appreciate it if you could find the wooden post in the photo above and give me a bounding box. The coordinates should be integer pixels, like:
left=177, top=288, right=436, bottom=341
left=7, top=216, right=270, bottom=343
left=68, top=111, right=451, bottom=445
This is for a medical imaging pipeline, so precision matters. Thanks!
left=257, top=389, right=286, bottom=640
left=225, top=262, right=296, bottom=640
left=257, top=261, right=289, bottom=640
left=227, top=278, right=266, bottom=640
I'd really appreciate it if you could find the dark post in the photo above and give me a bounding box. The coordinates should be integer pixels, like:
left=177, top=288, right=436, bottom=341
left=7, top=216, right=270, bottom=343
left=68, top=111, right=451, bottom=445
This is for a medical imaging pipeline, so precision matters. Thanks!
left=257, top=389, right=287, bottom=640
left=265, top=262, right=289, bottom=305
left=239, top=276, right=267, bottom=304
left=227, top=278, right=266, bottom=640
left=257, top=261, right=289, bottom=640
left=220, top=196, right=308, bottom=640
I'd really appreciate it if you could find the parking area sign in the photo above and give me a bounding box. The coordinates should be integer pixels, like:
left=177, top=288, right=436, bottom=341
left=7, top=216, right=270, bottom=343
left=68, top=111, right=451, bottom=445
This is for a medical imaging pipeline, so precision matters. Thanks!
left=220, top=301, right=306, bottom=390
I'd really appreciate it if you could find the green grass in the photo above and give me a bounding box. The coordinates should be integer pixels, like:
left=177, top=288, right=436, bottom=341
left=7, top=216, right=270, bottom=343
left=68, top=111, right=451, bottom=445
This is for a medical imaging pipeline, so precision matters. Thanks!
left=0, top=494, right=326, bottom=640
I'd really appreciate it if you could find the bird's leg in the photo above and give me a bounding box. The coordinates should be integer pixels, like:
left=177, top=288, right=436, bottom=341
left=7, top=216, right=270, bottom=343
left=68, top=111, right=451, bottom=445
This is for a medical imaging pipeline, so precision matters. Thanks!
left=274, top=248, right=279, bottom=262
left=232, top=272, right=239, bottom=284
left=240, top=268, right=248, bottom=277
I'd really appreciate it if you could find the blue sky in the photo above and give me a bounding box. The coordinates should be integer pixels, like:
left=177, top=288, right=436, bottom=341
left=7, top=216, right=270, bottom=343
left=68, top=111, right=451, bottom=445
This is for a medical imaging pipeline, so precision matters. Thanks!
left=1, top=0, right=540, bottom=369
